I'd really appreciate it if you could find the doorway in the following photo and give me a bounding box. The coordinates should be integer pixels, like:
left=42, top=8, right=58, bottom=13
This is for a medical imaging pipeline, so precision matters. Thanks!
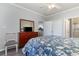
left=65, top=17, right=79, bottom=38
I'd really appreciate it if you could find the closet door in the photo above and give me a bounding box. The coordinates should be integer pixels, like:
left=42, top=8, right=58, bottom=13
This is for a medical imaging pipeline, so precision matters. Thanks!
left=43, top=21, right=53, bottom=36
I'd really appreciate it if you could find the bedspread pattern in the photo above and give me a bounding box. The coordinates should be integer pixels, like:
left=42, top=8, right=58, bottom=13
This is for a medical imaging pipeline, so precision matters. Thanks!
left=22, top=36, right=79, bottom=56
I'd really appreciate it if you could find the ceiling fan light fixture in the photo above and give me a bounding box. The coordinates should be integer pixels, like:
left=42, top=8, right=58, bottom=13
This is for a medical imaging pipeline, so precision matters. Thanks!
left=48, top=5, right=52, bottom=9
left=48, top=4, right=55, bottom=9
left=51, top=4, right=55, bottom=8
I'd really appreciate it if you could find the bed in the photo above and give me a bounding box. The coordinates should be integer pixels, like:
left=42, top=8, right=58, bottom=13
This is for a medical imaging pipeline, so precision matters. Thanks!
left=22, top=35, right=79, bottom=56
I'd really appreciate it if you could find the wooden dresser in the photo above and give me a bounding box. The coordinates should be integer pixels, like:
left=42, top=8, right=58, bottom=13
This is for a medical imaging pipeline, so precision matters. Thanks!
left=19, top=32, right=38, bottom=48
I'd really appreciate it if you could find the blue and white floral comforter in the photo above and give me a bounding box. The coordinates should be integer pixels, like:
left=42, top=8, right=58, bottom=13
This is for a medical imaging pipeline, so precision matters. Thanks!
left=22, top=35, right=79, bottom=56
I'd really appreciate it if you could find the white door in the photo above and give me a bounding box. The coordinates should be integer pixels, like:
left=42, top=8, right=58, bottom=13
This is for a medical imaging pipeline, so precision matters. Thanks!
left=64, top=19, right=70, bottom=38
left=43, top=21, right=53, bottom=36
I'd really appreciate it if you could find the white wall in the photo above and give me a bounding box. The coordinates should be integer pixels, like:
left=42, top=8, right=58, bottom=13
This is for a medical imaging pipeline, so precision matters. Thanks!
left=46, top=7, right=79, bottom=37
left=0, top=3, right=44, bottom=51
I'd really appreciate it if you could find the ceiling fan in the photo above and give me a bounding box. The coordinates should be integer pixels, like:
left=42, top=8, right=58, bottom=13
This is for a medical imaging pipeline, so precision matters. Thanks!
left=48, top=3, right=60, bottom=9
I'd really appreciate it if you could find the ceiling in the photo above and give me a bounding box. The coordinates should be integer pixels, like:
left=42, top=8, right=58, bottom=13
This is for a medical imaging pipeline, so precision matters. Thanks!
left=15, top=3, right=79, bottom=16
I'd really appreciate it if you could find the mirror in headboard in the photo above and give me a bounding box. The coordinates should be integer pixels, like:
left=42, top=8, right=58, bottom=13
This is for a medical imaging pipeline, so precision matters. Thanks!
left=20, top=19, right=34, bottom=32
